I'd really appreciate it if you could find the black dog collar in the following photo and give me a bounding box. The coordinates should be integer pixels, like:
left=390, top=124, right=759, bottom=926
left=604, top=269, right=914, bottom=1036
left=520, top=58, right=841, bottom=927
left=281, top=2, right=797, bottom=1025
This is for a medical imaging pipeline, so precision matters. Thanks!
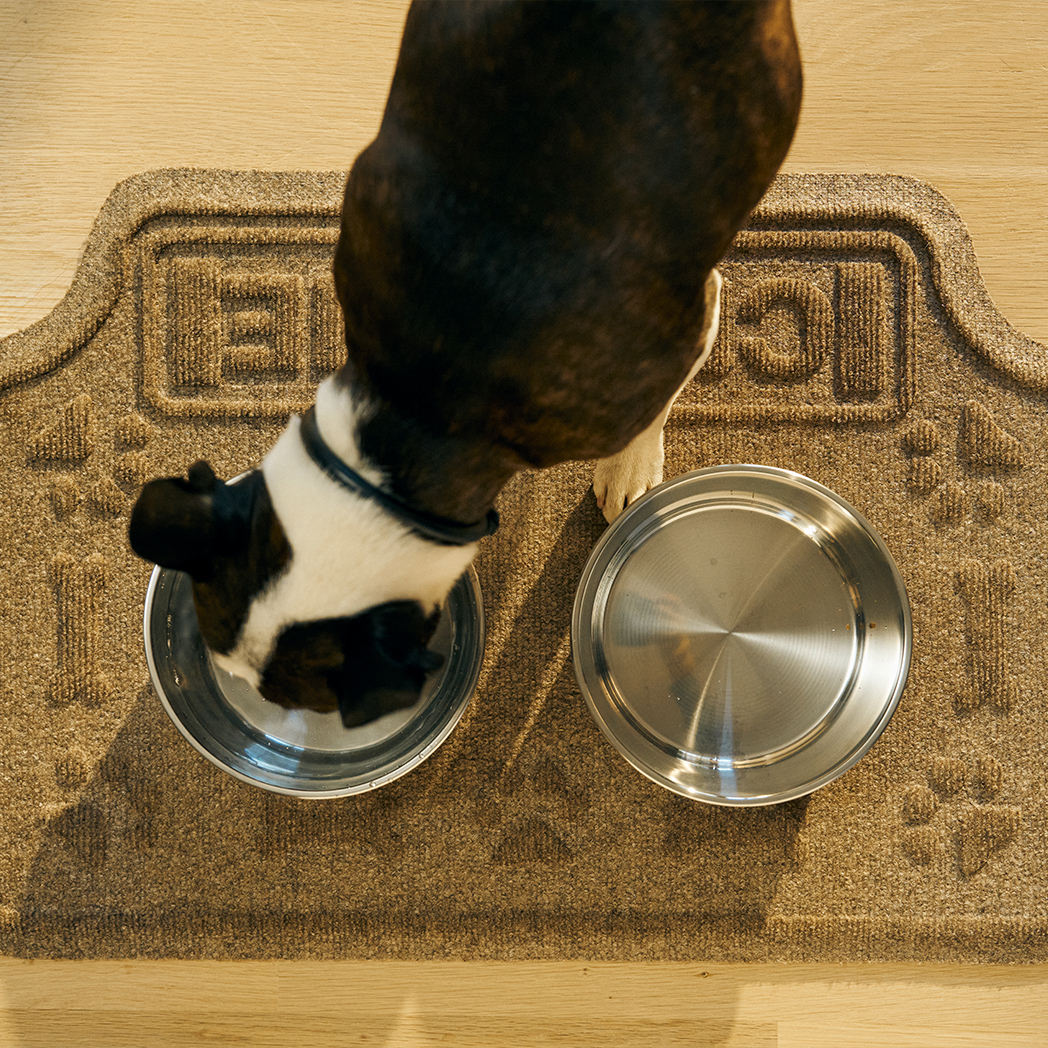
left=299, top=407, right=499, bottom=547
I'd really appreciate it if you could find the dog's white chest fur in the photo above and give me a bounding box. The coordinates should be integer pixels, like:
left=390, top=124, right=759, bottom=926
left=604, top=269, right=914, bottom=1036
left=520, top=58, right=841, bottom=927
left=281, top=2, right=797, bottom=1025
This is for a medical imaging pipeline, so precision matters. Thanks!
left=211, top=378, right=477, bottom=687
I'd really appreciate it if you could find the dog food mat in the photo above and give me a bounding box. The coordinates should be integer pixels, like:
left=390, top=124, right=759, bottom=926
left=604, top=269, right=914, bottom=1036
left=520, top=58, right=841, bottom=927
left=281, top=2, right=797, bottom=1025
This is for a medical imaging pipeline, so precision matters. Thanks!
left=1, top=170, right=1046, bottom=961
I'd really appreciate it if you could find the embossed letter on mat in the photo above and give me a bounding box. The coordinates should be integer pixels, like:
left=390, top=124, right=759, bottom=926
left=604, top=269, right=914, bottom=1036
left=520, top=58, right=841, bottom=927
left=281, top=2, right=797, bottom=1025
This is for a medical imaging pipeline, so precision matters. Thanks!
left=1, top=171, right=1045, bottom=960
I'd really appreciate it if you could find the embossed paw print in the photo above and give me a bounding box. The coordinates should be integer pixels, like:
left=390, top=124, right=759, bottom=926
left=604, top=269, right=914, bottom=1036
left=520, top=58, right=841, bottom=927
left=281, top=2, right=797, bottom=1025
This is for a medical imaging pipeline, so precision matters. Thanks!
left=490, top=750, right=589, bottom=866
left=46, top=743, right=161, bottom=867
left=29, top=395, right=156, bottom=520
left=900, top=755, right=1021, bottom=878
left=902, top=402, right=1022, bottom=526
left=30, top=400, right=157, bottom=708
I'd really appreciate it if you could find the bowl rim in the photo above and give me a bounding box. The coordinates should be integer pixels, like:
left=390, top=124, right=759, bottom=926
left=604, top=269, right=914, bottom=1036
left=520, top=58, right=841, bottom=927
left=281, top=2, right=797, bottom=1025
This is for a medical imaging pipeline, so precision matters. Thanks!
left=143, top=564, right=485, bottom=798
left=571, top=463, right=913, bottom=806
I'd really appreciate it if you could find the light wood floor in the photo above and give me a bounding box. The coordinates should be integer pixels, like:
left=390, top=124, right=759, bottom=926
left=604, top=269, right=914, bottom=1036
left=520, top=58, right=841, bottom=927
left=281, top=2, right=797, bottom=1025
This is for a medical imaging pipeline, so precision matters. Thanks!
left=1, top=2, right=1046, bottom=1044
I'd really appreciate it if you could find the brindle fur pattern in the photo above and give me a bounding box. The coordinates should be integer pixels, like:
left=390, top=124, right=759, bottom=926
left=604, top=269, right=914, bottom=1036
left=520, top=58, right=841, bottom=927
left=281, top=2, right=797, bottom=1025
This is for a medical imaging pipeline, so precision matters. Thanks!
left=129, top=1, right=802, bottom=725
left=335, top=0, right=802, bottom=522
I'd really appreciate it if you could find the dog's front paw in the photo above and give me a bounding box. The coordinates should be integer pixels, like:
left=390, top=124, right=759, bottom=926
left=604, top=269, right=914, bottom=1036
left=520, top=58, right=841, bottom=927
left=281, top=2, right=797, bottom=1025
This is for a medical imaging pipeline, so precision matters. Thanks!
left=592, top=434, right=664, bottom=525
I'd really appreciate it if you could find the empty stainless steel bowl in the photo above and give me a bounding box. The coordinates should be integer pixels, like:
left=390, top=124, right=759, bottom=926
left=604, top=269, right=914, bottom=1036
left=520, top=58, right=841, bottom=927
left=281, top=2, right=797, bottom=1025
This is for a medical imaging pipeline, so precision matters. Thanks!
left=573, top=465, right=911, bottom=806
left=144, top=565, right=484, bottom=797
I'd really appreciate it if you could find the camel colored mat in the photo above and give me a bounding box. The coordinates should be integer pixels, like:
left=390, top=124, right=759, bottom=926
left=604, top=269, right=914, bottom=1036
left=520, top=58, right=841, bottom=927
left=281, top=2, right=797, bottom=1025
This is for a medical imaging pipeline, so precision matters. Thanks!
left=1, top=170, right=1046, bottom=961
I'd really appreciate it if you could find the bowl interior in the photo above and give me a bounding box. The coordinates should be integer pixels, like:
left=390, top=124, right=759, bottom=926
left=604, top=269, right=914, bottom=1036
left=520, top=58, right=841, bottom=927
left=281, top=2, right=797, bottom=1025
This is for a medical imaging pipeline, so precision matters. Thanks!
left=573, top=465, right=911, bottom=805
left=145, top=566, right=484, bottom=796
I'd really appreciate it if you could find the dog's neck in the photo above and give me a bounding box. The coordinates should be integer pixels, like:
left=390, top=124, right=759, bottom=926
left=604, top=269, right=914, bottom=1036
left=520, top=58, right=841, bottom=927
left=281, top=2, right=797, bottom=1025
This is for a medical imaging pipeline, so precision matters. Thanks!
left=263, top=383, right=480, bottom=604
left=222, top=397, right=479, bottom=687
left=311, top=375, right=386, bottom=488
left=318, top=373, right=519, bottom=526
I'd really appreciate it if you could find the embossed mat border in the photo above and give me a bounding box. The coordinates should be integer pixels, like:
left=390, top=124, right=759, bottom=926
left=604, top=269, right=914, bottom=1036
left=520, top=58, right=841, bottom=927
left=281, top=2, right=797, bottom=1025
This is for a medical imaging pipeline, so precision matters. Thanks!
left=4, top=169, right=1045, bottom=399
left=5, top=910, right=1048, bottom=963
left=3, top=170, right=1048, bottom=962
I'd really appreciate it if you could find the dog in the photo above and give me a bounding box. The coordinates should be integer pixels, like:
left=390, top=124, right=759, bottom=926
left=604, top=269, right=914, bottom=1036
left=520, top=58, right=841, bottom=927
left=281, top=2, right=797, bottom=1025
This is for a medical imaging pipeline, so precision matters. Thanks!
left=129, top=0, right=802, bottom=728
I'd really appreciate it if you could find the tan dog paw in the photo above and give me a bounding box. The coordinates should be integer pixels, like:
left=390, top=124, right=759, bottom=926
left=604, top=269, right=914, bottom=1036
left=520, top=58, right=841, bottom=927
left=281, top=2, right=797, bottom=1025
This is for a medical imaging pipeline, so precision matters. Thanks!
left=592, top=431, right=664, bottom=524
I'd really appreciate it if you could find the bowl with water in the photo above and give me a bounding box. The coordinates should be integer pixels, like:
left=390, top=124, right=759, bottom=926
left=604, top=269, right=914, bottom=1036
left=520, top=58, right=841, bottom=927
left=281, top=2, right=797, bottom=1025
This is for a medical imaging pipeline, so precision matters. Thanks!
left=143, top=564, right=484, bottom=797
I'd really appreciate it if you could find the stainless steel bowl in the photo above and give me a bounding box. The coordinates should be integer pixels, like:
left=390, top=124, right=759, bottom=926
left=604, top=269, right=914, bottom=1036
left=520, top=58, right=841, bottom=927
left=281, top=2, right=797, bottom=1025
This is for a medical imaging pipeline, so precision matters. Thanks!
left=573, top=465, right=911, bottom=806
left=144, top=565, right=484, bottom=797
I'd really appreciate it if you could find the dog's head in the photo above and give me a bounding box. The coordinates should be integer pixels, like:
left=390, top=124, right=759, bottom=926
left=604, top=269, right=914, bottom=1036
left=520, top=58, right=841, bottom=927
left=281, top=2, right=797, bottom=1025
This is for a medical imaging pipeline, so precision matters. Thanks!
left=129, top=460, right=444, bottom=727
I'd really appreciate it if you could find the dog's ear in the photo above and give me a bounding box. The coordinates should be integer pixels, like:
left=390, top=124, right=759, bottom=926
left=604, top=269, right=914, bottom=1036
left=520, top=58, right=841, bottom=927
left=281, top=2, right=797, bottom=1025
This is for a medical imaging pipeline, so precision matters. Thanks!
left=128, top=460, right=225, bottom=579
left=336, top=601, right=444, bottom=727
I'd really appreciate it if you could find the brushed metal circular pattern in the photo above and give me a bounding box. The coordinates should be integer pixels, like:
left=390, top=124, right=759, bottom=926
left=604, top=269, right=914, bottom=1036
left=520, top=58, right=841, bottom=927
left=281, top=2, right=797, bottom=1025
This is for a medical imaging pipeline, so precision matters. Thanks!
left=573, top=465, right=911, bottom=805
left=144, top=564, right=484, bottom=797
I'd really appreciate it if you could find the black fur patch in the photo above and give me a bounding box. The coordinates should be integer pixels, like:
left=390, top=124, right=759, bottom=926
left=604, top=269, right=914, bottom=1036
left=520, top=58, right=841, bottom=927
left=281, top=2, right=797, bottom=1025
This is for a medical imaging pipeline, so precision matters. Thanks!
left=259, top=601, right=443, bottom=727
left=333, top=0, right=803, bottom=522
left=129, top=465, right=291, bottom=655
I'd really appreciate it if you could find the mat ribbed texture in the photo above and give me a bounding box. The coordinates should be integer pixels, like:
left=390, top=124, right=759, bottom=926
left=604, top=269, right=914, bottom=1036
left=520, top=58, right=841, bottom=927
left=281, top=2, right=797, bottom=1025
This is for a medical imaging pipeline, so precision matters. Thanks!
left=2, top=170, right=1046, bottom=961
